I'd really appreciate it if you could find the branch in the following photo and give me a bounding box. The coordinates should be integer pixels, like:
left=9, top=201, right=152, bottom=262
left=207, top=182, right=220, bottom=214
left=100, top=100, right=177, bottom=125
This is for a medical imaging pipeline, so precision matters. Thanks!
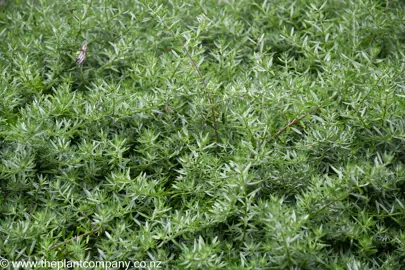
left=49, top=228, right=99, bottom=250
left=274, top=104, right=323, bottom=138
left=82, top=0, right=93, bottom=20
left=148, top=7, right=220, bottom=150
left=182, top=47, right=220, bottom=148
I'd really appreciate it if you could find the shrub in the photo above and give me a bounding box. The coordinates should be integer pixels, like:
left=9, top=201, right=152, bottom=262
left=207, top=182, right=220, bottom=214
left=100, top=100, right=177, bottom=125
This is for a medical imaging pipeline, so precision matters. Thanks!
left=1, top=0, right=405, bottom=268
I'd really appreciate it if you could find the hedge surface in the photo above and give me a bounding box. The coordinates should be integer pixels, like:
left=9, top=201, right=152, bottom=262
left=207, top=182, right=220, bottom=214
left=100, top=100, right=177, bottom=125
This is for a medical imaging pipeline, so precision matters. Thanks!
left=1, top=0, right=405, bottom=269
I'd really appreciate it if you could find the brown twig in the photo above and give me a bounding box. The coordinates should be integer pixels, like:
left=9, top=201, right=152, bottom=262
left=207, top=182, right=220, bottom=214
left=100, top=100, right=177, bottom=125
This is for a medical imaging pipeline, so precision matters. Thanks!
left=274, top=104, right=323, bottom=138
left=182, top=47, right=220, bottom=148
left=149, top=8, right=220, bottom=150
left=49, top=228, right=99, bottom=250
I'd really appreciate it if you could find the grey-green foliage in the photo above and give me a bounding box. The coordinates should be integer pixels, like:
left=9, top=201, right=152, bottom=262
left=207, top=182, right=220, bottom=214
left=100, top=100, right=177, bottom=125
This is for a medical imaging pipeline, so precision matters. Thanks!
left=1, top=0, right=405, bottom=268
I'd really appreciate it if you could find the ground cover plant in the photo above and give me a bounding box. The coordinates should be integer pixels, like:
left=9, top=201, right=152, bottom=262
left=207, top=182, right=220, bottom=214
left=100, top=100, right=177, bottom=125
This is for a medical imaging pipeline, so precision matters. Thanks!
left=1, top=0, right=405, bottom=269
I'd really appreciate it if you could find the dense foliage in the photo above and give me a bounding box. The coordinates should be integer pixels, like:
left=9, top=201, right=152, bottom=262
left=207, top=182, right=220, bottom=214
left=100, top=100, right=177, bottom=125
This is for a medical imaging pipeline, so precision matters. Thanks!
left=1, top=0, right=405, bottom=268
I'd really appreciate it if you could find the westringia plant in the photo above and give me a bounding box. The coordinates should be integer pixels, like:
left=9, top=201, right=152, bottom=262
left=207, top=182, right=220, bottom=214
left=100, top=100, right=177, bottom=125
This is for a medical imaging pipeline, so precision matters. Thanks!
left=0, top=0, right=405, bottom=269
